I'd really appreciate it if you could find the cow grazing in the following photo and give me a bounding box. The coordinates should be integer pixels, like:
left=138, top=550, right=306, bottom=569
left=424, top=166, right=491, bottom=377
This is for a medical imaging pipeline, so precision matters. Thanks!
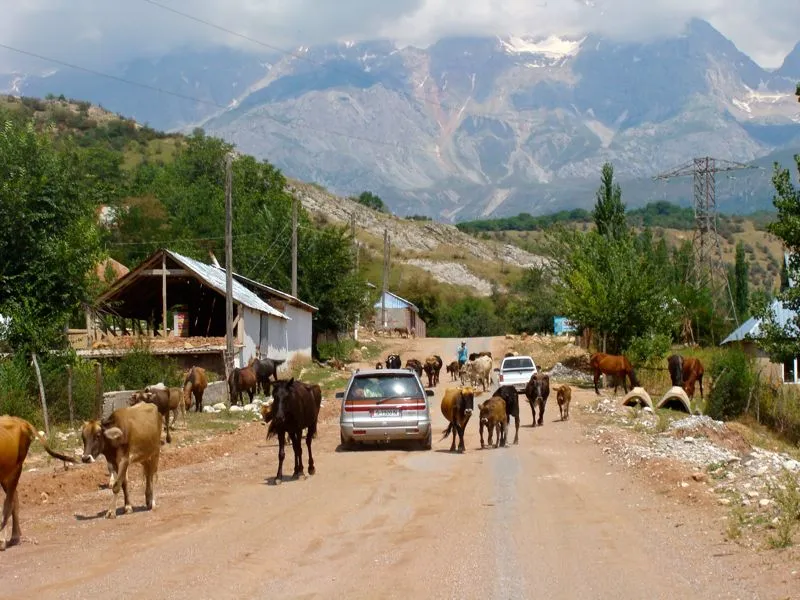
left=446, top=361, right=460, bottom=382
left=129, top=385, right=184, bottom=444
left=423, top=355, right=443, bottom=387
left=525, top=373, right=550, bottom=427
left=492, top=385, right=520, bottom=444
left=249, top=357, right=285, bottom=396
left=406, top=359, right=423, bottom=378
left=589, top=352, right=639, bottom=395
left=668, top=355, right=705, bottom=400
left=1, top=416, right=76, bottom=550
left=386, top=354, right=402, bottom=369
left=440, top=387, right=475, bottom=453
left=556, top=385, right=572, bottom=421
left=467, top=355, right=493, bottom=392
left=478, top=396, right=508, bottom=449
left=81, top=402, right=162, bottom=519
left=267, top=379, right=322, bottom=483
left=228, top=365, right=258, bottom=406
left=183, top=366, right=208, bottom=412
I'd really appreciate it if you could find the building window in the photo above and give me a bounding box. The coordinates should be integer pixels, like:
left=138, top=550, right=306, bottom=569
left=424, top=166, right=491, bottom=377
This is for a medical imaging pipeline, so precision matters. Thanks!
left=783, top=358, right=799, bottom=384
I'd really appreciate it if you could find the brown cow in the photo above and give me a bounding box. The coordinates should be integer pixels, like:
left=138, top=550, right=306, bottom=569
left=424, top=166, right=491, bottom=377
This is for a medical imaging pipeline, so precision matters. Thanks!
left=375, top=362, right=384, bottom=369
left=556, top=385, right=572, bottom=421
left=183, top=366, right=208, bottom=412
left=589, top=352, right=639, bottom=395
left=423, top=355, right=443, bottom=387
left=129, top=385, right=183, bottom=443
left=406, top=359, right=423, bottom=378
left=668, top=354, right=705, bottom=400
left=524, top=372, right=550, bottom=427
left=446, top=361, right=460, bottom=381
left=1, top=417, right=76, bottom=550
left=478, top=396, right=508, bottom=449
left=81, top=402, right=162, bottom=519
left=440, top=387, right=475, bottom=453
left=228, top=365, right=258, bottom=406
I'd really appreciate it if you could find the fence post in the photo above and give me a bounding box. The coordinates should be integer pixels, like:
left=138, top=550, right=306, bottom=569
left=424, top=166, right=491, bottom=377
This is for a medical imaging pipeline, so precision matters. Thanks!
left=94, top=362, right=103, bottom=419
left=67, top=365, right=75, bottom=430
left=31, top=352, right=50, bottom=437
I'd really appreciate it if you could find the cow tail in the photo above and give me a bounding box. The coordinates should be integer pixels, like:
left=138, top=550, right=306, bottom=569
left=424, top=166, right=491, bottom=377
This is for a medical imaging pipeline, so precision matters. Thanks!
left=29, top=424, right=78, bottom=464
left=440, top=422, right=454, bottom=440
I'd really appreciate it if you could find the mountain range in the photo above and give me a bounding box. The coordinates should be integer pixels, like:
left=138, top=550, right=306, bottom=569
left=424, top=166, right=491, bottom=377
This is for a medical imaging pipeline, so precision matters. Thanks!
left=2, top=19, right=800, bottom=221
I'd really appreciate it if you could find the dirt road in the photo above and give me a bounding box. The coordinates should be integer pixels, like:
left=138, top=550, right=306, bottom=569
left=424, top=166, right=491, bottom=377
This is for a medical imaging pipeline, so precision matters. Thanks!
left=0, top=337, right=795, bottom=599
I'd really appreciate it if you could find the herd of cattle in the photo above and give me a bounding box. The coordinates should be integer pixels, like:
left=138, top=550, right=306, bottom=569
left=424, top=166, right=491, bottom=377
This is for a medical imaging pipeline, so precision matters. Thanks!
left=378, top=351, right=497, bottom=391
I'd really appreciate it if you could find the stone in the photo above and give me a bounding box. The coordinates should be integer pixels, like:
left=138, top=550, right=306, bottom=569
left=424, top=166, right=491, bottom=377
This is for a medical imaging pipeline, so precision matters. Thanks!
left=229, top=405, right=244, bottom=413
left=684, top=436, right=696, bottom=444
left=213, top=402, right=227, bottom=411
left=747, top=490, right=760, bottom=499
left=680, top=482, right=689, bottom=488
left=692, top=472, right=708, bottom=483
left=243, top=404, right=258, bottom=412
left=202, top=406, right=217, bottom=414
left=759, top=499, right=772, bottom=508
left=783, top=459, right=800, bottom=472
left=718, top=498, right=731, bottom=506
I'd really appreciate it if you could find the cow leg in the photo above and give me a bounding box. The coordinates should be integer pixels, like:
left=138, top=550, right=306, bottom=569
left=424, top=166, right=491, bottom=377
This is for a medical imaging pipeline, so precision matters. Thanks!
left=456, top=423, right=466, bottom=453
left=487, top=424, right=494, bottom=446
left=292, top=432, right=305, bottom=478
left=107, top=457, right=130, bottom=519
left=1, top=472, right=22, bottom=550
left=144, top=460, right=156, bottom=510
left=306, top=429, right=316, bottom=476
left=247, top=389, right=254, bottom=404
left=275, top=431, right=286, bottom=484
left=529, top=400, right=536, bottom=427
left=513, top=415, right=520, bottom=444
left=699, top=374, right=704, bottom=400
left=479, top=421, right=485, bottom=448
left=593, top=371, right=600, bottom=395
left=164, top=412, right=172, bottom=444
left=449, top=423, right=456, bottom=452
left=122, top=476, right=133, bottom=515
left=537, top=399, right=546, bottom=427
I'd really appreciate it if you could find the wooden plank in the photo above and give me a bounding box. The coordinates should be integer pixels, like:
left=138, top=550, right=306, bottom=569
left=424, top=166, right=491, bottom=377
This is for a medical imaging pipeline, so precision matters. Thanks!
left=161, top=254, right=168, bottom=337
left=141, top=269, right=190, bottom=276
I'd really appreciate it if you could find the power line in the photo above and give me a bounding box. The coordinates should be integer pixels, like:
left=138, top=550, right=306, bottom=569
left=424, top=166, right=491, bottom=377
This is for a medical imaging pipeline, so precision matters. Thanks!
left=0, top=42, right=418, bottom=149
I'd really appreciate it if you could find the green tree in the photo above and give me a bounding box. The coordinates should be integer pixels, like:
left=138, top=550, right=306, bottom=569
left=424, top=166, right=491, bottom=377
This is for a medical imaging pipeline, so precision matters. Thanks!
left=733, top=241, right=750, bottom=320
left=753, top=155, right=800, bottom=361
left=592, top=162, right=627, bottom=240
left=355, top=191, right=387, bottom=213
left=0, top=119, right=102, bottom=352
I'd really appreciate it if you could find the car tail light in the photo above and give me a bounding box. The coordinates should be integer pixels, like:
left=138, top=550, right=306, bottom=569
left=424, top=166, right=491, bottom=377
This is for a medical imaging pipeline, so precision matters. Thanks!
left=353, top=429, right=366, bottom=435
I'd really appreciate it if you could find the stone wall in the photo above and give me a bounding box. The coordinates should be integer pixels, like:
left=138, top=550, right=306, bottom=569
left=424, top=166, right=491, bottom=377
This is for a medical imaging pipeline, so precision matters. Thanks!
left=102, top=381, right=229, bottom=418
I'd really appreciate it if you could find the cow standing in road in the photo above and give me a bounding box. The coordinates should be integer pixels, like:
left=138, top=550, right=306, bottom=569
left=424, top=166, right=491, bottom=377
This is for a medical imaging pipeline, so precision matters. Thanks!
left=440, top=387, right=475, bottom=453
left=525, top=373, right=550, bottom=427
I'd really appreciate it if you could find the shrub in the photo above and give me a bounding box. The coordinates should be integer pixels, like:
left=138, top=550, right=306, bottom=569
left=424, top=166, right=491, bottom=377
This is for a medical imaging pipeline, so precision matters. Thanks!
left=0, top=355, right=37, bottom=422
left=103, top=341, right=182, bottom=391
left=758, top=385, right=800, bottom=444
left=626, top=334, right=672, bottom=367
left=317, top=338, right=358, bottom=362
left=706, top=348, right=758, bottom=420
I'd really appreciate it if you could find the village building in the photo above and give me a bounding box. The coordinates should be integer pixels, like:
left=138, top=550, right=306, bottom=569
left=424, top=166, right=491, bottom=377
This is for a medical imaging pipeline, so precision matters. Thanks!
left=77, top=248, right=315, bottom=374
left=372, top=290, right=426, bottom=337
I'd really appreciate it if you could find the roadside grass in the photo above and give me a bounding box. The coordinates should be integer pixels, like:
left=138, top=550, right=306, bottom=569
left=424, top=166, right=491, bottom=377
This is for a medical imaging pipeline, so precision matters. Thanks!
left=766, top=469, right=800, bottom=549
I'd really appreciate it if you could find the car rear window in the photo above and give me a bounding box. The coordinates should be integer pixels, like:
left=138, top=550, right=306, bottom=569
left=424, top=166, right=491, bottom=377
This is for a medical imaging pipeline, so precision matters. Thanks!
left=346, top=374, right=423, bottom=400
left=503, top=358, right=534, bottom=370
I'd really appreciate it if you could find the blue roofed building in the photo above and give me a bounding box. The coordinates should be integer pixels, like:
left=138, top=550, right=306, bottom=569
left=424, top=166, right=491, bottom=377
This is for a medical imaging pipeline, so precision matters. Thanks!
left=372, top=290, right=426, bottom=337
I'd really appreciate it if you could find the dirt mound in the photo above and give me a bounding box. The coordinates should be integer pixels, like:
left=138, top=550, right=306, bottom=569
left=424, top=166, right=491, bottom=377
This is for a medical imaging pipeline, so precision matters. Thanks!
left=669, top=416, right=752, bottom=456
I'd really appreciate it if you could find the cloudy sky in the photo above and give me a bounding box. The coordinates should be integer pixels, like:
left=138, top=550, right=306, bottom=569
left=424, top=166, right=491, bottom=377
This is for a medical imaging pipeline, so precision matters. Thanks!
left=0, top=0, right=798, bottom=72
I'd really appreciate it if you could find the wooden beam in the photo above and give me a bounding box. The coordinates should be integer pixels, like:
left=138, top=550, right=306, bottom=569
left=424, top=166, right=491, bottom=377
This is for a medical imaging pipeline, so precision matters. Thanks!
left=162, top=254, right=168, bottom=337
left=141, top=269, right=190, bottom=276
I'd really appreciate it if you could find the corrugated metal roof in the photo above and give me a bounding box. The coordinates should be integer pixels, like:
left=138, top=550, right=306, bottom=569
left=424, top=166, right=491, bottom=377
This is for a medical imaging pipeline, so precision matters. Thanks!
left=373, top=290, right=419, bottom=312
left=721, top=299, right=796, bottom=344
left=166, top=250, right=289, bottom=320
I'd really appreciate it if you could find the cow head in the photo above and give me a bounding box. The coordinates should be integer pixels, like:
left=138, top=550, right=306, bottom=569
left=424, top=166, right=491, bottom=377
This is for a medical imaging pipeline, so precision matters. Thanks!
left=127, top=390, right=149, bottom=407
left=478, top=400, right=490, bottom=425
left=528, top=373, right=550, bottom=403
left=271, top=378, right=294, bottom=424
left=460, top=387, right=475, bottom=416
left=81, top=421, right=124, bottom=463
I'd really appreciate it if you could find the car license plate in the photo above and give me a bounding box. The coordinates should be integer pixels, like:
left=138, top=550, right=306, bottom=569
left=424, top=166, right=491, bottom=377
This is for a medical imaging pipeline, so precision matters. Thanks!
left=373, top=409, right=400, bottom=418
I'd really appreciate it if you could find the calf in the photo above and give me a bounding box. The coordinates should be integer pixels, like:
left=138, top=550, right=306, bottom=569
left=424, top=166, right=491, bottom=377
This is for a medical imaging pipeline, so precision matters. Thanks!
left=386, top=354, right=402, bottom=369
left=1, top=416, right=76, bottom=550
left=478, top=396, right=508, bottom=449
left=129, top=385, right=183, bottom=444
left=524, top=372, right=550, bottom=427
left=440, top=387, right=475, bottom=453
left=446, top=361, right=460, bottom=382
left=492, top=385, right=520, bottom=444
left=81, top=402, right=162, bottom=519
left=556, top=385, right=572, bottom=421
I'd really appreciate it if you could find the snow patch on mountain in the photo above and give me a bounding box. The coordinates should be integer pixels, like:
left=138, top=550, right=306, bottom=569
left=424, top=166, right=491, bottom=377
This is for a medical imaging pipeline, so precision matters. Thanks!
left=499, top=35, right=584, bottom=58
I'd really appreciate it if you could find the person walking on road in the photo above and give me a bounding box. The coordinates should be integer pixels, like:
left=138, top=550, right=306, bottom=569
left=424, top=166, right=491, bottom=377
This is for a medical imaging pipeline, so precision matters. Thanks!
left=457, top=341, right=468, bottom=367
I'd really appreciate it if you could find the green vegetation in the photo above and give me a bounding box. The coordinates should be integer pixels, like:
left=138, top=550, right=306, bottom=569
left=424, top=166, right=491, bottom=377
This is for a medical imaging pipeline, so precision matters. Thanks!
left=592, top=162, right=627, bottom=240
left=706, top=349, right=758, bottom=421
left=352, top=191, right=387, bottom=212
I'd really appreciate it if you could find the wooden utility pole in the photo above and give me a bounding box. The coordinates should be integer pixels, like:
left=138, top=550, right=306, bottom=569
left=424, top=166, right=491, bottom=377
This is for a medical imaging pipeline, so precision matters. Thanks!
left=225, top=152, right=234, bottom=374
left=350, top=212, right=358, bottom=270
left=31, top=353, right=50, bottom=437
left=161, top=252, right=168, bottom=337
left=291, top=195, right=298, bottom=298
left=381, top=228, right=390, bottom=329
left=66, top=365, right=75, bottom=430
left=94, top=362, right=103, bottom=419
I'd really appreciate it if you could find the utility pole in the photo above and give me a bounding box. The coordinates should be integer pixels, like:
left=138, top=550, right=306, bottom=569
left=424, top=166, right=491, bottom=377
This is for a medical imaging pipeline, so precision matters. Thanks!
left=350, top=212, right=358, bottom=270
left=381, top=228, right=390, bottom=329
left=291, top=195, right=298, bottom=298
left=225, top=152, right=234, bottom=375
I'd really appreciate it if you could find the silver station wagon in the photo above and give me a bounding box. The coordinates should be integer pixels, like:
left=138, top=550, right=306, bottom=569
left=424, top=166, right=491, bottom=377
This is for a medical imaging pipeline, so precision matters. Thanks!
left=337, top=369, right=434, bottom=450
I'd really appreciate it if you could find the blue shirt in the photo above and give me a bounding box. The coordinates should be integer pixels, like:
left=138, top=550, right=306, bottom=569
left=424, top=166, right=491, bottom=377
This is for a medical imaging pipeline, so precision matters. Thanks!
left=457, top=346, right=468, bottom=362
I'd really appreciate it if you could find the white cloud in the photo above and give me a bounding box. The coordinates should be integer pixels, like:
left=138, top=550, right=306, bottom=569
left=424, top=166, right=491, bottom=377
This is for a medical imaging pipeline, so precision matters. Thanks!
left=0, top=0, right=797, bottom=72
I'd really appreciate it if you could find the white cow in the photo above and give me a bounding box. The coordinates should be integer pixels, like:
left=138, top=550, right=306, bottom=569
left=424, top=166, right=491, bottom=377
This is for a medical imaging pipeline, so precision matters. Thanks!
left=467, top=355, right=493, bottom=392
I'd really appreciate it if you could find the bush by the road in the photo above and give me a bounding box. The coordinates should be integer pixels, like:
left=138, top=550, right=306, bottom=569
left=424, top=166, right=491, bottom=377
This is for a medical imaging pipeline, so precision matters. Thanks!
left=707, top=349, right=758, bottom=421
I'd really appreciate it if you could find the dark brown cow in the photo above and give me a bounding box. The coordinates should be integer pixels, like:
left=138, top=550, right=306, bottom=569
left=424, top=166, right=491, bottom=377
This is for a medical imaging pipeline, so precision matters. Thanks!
left=406, top=359, right=423, bottom=378
left=228, top=365, right=258, bottom=406
left=183, top=366, right=208, bottom=412
left=492, top=385, right=520, bottom=444
left=590, top=352, right=639, bottom=395
left=267, top=379, right=322, bottom=483
left=446, top=361, right=460, bottom=381
left=1, top=416, right=76, bottom=550
left=524, top=372, right=550, bottom=427
left=556, top=385, right=572, bottom=421
left=440, top=387, right=475, bottom=453
left=129, top=385, right=183, bottom=444
left=81, top=402, right=162, bottom=519
left=469, top=351, right=493, bottom=361
left=375, top=362, right=384, bottom=369
left=423, top=355, right=443, bottom=387
left=386, top=354, right=402, bottom=369
left=249, top=357, right=285, bottom=396
left=478, top=396, right=508, bottom=448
